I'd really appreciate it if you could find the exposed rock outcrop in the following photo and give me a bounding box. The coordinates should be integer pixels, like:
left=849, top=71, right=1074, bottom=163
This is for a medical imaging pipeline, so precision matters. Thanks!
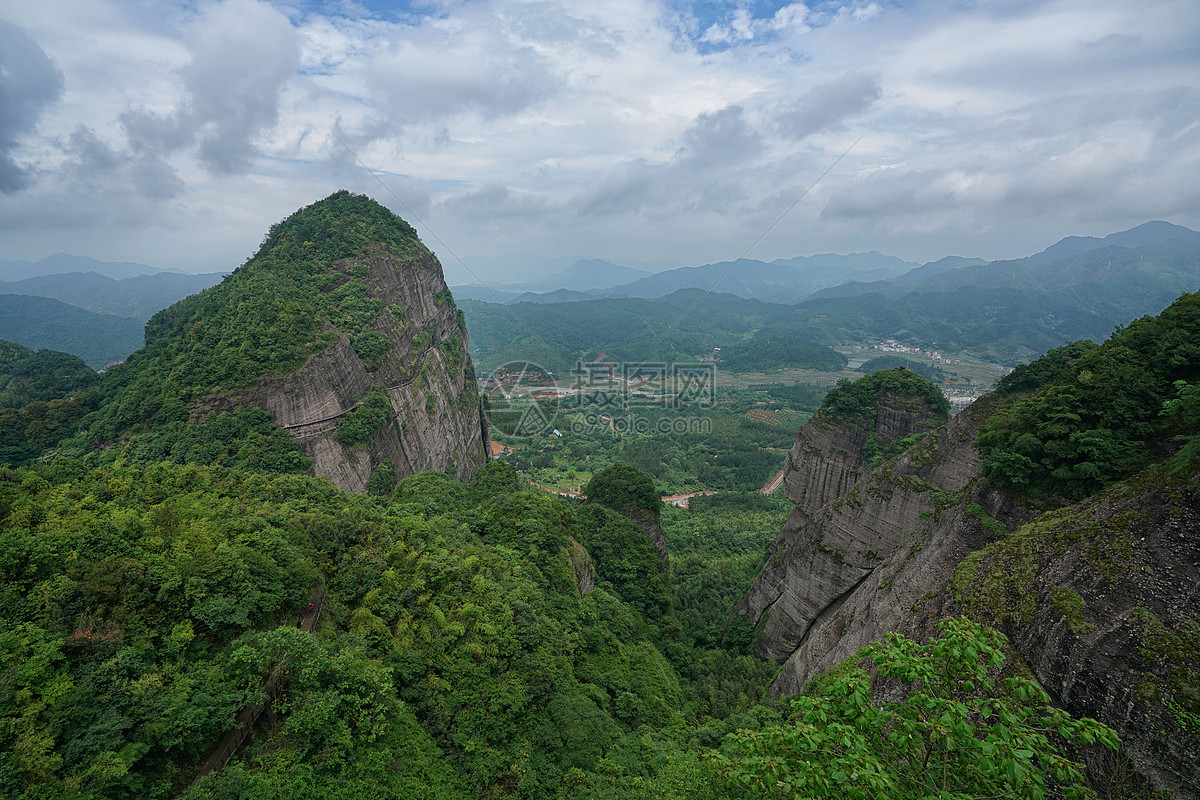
left=950, top=462, right=1200, bottom=797
left=734, top=389, right=949, bottom=662
left=190, top=246, right=488, bottom=492
left=736, top=388, right=1200, bottom=797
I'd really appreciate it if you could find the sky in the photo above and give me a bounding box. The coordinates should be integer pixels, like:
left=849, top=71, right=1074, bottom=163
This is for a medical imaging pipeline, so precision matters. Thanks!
left=1, top=0, right=1198, bottom=282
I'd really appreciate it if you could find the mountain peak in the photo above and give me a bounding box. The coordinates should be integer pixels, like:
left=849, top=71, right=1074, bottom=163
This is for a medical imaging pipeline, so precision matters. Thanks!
left=251, top=190, right=424, bottom=268
left=1032, top=220, right=1200, bottom=261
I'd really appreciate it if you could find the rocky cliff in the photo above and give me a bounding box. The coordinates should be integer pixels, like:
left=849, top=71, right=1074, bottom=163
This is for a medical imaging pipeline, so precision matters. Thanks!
left=736, top=361, right=1200, bottom=796
left=92, top=191, right=489, bottom=492
left=950, top=456, right=1200, bottom=797
left=733, top=370, right=950, bottom=662
left=194, top=245, right=488, bottom=492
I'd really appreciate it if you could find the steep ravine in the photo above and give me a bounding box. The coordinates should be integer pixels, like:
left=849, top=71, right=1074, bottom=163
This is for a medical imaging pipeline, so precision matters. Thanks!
left=737, top=395, right=1200, bottom=797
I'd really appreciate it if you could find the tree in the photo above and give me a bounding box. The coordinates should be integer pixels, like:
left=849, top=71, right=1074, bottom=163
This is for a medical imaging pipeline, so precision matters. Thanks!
left=582, top=463, right=661, bottom=515
left=710, top=618, right=1118, bottom=800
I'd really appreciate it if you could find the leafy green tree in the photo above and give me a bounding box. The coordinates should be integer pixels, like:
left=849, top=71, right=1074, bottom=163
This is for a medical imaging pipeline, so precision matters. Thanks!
left=979, top=292, right=1200, bottom=498
left=820, top=367, right=950, bottom=425
left=582, top=463, right=661, bottom=515
left=711, top=618, right=1117, bottom=800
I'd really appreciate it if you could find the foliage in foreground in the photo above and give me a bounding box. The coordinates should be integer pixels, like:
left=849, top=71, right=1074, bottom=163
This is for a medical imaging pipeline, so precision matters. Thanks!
left=712, top=617, right=1118, bottom=800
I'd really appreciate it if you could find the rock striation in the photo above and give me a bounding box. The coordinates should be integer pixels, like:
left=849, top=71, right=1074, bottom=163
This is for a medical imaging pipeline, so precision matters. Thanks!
left=736, top=379, right=1200, bottom=797
left=734, top=387, right=950, bottom=662
left=193, top=245, right=488, bottom=492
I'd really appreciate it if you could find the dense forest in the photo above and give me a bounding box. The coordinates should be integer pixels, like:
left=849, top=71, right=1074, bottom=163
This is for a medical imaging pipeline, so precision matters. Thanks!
left=6, top=197, right=1199, bottom=799
left=0, top=457, right=1125, bottom=799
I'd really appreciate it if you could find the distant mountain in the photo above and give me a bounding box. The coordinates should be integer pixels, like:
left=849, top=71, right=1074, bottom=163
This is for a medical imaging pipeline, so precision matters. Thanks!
left=795, top=221, right=1200, bottom=363
left=524, top=259, right=650, bottom=292
left=1030, top=220, right=1200, bottom=261
left=458, top=220, right=1200, bottom=370
left=0, top=270, right=226, bottom=321
left=0, top=295, right=144, bottom=369
left=806, top=256, right=988, bottom=301
left=447, top=284, right=522, bottom=303
left=890, top=256, right=987, bottom=287
left=511, top=288, right=600, bottom=304
left=593, top=251, right=918, bottom=303
left=0, top=253, right=196, bottom=281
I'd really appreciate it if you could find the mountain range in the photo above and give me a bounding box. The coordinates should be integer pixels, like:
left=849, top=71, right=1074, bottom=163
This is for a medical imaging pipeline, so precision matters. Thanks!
left=1, top=194, right=1197, bottom=798
left=5, top=220, right=1198, bottom=374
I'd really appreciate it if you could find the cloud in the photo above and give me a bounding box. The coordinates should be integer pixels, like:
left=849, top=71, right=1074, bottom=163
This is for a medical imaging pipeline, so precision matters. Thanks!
left=438, top=183, right=548, bottom=222
left=678, top=105, right=763, bottom=166
left=112, top=0, right=300, bottom=177
left=698, top=2, right=809, bottom=46
left=773, top=72, right=881, bottom=140
left=0, top=21, right=64, bottom=192
left=181, top=0, right=301, bottom=174
left=367, top=21, right=561, bottom=123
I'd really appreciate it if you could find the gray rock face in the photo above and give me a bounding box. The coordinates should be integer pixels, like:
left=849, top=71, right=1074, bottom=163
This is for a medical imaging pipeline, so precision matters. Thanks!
left=734, top=394, right=949, bottom=662
left=951, top=472, right=1200, bottom=798
left=190, top=247, right=489, bottom=492
left=737, top=393, right=1200, bottom=798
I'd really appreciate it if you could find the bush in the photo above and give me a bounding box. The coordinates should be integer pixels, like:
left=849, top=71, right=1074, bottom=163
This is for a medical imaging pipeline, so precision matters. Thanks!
left=711, top=618, right=1118, bottom=799
left=582, top=463, right=661, bottom=515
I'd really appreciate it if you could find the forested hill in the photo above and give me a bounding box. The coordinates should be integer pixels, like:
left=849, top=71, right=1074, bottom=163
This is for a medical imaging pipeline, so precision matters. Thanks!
left=14, top=191, right=489, bottom=490
left=0, top=294, right=144, bottom=369
left=460, top=289, right=830, bottom=372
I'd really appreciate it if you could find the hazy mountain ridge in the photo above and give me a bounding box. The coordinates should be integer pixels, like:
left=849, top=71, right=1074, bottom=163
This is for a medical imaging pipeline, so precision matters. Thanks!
left=0, top=294, right=144, bottom=369
left=1, top=270, right=226, bottom=321
left=0, top=253, right=197, bottom=281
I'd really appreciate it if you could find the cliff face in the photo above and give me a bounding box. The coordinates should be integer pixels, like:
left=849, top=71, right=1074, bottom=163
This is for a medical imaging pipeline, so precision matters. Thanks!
left=191, top=246, right=488, bottom=492
left=950, top=460, right=1200, bottom=797
left=734, top=392, right=948, bottom=661
left=736, top=393, right=1200, bottom=797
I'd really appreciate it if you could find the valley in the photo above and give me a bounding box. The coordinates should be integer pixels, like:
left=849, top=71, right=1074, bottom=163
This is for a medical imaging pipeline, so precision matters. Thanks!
left=0, top=193, right=1197, bottom=799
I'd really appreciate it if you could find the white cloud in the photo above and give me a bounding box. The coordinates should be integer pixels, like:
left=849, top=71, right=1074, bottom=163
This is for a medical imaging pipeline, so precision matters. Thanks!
left=0, top=22, right=64, bottom=192
left=0, top=0, right=1198, bottom=271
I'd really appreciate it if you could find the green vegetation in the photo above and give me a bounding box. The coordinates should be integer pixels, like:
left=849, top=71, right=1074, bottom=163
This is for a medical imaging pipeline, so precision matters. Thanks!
left=502, top=398, right=797, bottom=496
left=712, top=617, right=1117, bottom=800
left=0, top=445, right=1121, bottom=800
left=117, top=405, right=312, bottom=473
left=336, top=389, right=392, bottom=446
left=819, top=367, right=951, bottom=424
left=978, top=292, right=1200, bottom=499
left=0, top=341, right=98, bottom=408
left=351, top=330, right=392, bottom=366
left=0, top=343, right=101, bottom=468
left=0, top=294, right=144, bottom=369
left=582, top=463, right=662, bottom=515
left=0, top=458, right=760, bottom=799
left=78, top=191, right=426, bottom=446
left=718, top=334, right=846, bottom=373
